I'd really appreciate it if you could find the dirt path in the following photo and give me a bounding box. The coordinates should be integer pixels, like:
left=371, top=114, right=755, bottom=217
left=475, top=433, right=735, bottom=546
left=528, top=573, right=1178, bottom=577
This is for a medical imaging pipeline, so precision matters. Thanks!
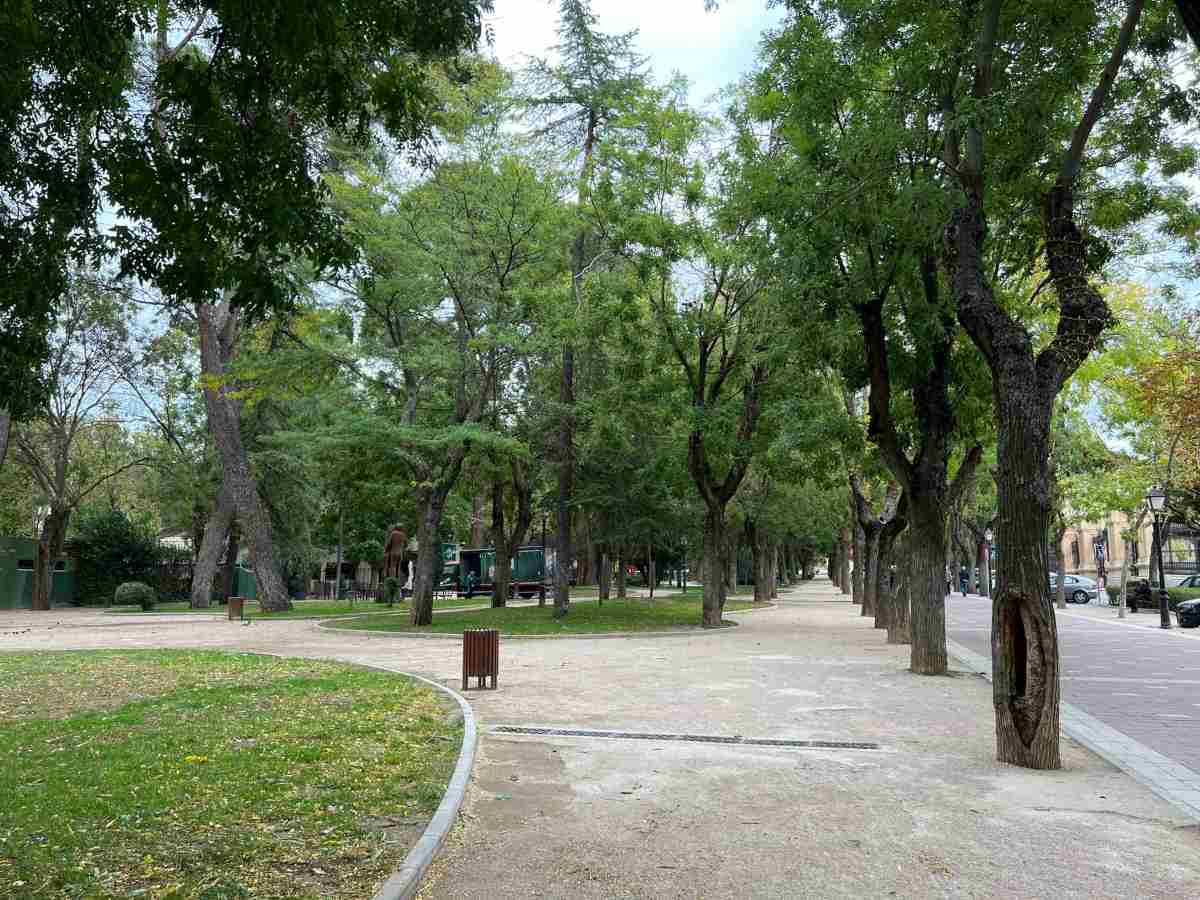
left=3, top=585, right=1198, bottom=899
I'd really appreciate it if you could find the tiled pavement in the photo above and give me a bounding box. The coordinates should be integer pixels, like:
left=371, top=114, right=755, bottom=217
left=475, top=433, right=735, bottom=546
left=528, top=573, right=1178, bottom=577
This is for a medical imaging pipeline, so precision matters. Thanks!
left=948, top=593, right=1200, bottom=822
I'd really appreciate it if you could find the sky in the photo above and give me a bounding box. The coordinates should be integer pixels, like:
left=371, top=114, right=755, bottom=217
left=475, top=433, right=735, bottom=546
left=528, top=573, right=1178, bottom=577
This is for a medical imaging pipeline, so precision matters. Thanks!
left=484, top=0, right=787, bottom=108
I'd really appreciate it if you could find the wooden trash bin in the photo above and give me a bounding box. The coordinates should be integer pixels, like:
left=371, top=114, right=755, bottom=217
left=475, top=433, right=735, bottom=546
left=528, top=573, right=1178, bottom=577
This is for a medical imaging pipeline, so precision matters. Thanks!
left=227, top=596, right=244, bottom=620
left=462, top=628, right=499, bottom=690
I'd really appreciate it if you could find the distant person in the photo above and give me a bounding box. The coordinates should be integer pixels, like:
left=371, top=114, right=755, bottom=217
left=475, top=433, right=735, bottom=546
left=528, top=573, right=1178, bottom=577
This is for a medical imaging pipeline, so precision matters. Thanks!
left=946, top=565, right=953, bottom=597
left=959, top=566, right=969, bottom=595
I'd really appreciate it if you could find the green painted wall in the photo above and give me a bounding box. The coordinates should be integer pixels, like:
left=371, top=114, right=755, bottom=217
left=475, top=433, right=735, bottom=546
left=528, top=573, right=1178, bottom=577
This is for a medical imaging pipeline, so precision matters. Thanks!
left=0, top=537, right=77, bottom=609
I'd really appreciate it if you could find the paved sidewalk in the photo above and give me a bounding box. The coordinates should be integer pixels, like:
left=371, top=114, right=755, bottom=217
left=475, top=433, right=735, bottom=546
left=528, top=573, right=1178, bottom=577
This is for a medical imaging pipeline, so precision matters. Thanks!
left=2, top=584, right=1198, bottom=898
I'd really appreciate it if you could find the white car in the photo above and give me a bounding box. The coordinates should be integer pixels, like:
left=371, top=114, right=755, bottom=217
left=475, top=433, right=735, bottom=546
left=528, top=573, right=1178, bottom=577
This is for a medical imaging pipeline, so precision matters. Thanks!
left=1049, top=574, right=1101, bottom=604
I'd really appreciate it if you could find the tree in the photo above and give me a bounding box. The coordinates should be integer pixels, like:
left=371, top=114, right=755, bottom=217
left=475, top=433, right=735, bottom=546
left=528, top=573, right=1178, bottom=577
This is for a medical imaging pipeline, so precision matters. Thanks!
left=10, top=276, right=145, bottom=610
left=73, top=507, right=162, bottom=606
left=325, top=70, right=566, bottom=625
left=750, top=14, right=991, bottom=671
left=526, top=0, right=647, bottom=618
left=8, top=2, right=491, bottom=611
left=591, top=87, right=789, bottom=627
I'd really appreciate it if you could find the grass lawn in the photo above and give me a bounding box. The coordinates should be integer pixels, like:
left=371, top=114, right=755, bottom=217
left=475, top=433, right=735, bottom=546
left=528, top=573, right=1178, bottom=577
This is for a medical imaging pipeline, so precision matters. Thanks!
left=106, top=596, right=489, bottom=618
left=327, top=595, right=763, bottom=635
left=0, top=650, right=461, bottom=899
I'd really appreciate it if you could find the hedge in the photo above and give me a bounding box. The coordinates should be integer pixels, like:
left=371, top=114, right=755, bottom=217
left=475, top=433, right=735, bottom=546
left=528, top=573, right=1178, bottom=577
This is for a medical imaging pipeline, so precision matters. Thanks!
left=1104, top=585, right=1200, bottom=610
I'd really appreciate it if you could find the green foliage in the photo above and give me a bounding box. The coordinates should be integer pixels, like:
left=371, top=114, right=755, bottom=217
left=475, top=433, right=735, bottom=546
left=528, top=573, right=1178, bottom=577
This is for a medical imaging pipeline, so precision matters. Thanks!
left=77, top=510, right=163, bottom=606
left=1105, top=585, right=1200, bottom=609
left=113, top=580, right=157, bottom=611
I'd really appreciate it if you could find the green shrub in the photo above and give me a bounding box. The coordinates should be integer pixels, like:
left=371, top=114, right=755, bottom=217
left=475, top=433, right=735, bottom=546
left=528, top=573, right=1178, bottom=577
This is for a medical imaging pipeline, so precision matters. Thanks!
left=115, top=581, right=157, bottom=611
left=75, top=508, right=162, bottom=606
left=1105, top=584, right=1200, bottom=609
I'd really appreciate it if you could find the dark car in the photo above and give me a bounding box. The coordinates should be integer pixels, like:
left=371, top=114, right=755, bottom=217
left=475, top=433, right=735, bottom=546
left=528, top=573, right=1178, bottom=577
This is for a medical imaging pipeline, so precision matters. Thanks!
left=1176, top=597, right=1200, bottom=628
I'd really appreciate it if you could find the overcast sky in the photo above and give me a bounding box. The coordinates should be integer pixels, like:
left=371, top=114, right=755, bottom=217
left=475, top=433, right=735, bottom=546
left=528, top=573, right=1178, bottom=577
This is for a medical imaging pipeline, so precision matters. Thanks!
left=484, top=1, right=786, bottom=108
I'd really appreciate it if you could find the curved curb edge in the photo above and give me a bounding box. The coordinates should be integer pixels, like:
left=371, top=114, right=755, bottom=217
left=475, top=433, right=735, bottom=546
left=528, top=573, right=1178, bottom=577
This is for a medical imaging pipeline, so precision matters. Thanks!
left=366, top=667, right=478, bottom=900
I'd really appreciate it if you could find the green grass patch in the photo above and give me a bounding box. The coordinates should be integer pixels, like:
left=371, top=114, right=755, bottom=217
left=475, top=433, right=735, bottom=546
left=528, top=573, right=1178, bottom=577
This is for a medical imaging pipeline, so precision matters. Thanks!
left=106, top=596, right=489, bottom=618
left=0, top=650, right=461, bottom=899
left=326, top=595, right=761, bottom=635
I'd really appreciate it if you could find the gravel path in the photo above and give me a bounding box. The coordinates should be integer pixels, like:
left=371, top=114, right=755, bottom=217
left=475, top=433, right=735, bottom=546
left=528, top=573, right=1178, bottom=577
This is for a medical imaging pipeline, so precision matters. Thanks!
left=3, top=586, right=1199, bottom=899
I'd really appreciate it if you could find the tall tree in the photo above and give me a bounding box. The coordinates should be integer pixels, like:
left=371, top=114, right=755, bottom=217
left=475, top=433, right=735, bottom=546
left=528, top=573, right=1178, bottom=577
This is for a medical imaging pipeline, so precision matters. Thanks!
left=526, top=0, right=647, bottom=618
left=11, top=276, right=145, bottom=609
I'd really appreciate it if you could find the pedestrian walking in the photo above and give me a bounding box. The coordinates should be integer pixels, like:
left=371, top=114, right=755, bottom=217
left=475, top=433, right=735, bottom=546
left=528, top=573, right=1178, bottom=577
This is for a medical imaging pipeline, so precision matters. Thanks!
left=959, top=565, right=969, bottom=595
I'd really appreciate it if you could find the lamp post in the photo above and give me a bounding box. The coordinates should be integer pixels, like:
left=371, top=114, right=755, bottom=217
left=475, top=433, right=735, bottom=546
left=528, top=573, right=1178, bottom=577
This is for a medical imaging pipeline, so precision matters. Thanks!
left=1147, top=485, right=1171, bottom=629
left=983, top=527, right=994, bottom=599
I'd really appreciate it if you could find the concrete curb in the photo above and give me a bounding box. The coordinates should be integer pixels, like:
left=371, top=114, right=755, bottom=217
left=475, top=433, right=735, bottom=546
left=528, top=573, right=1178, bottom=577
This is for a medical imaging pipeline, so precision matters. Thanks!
left=946, top=639, right=1200, bottom=824
left=317, top=604, right=775, bottom=640
left=315, top=621, right=740, bottom=640
left=364, top=667, right=478, bottom=900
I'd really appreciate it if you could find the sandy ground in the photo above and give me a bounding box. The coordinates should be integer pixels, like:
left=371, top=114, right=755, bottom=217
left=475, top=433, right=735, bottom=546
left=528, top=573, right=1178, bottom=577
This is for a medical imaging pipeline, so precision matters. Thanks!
left=2, top=583, right=1198, bottom=899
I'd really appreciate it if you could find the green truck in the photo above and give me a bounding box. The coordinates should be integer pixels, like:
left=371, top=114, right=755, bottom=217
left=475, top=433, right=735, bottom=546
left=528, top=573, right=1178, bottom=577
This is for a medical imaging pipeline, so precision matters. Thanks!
left=454, top=545, right=546, bottom=599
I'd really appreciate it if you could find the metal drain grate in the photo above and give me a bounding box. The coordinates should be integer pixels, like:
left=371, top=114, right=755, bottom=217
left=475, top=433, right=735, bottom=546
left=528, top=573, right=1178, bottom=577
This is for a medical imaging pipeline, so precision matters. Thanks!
left=492, top=726, right=879, bottom=751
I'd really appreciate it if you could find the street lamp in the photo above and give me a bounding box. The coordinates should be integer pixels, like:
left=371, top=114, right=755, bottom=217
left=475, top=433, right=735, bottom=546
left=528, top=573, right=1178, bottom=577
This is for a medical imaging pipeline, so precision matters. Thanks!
left=1146, top=485, right=1171, bottom=629
left=984, top=527, right=994, bottom=599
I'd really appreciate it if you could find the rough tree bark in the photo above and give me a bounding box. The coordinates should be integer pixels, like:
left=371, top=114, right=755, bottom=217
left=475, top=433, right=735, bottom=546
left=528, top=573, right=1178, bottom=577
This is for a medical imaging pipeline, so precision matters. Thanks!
left=851, top=519, right=866, bottom=604
left=942, top=0, right=1143, bottom=768
left=191, top=481, right=235, bottom=609
left=616, top=550, right=627, bottom=599
left=196, top=299, right=290, bottom=611
left=888, top=532, right=913, bottom=644
left=873, top=496, right=908, bottom=631
left=219, top=516, right=241, bottom=602
left=854, top=246, right=983, bottom=674
left=839, top=529, right=851, bottom=594
left=598, top=549, right=611, bottom=603
left=32, top=508, right=69, bottom=611
left=490, top=459, right=533, bottom=609
left=0, top=409, right=9, bottom=471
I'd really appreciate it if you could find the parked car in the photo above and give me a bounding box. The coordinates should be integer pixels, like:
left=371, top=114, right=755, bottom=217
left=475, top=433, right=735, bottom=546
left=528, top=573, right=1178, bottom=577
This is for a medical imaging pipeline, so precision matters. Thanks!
left=1175, top=574, right=1200, bottom=589
left=1049, top=574, right=1101, bottom=604
left=1176, top=597, right=1200, bottom=628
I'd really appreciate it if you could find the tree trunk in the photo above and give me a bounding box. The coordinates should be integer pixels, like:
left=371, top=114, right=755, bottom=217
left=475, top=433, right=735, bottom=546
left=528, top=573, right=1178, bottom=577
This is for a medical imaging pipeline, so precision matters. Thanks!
left=989, top=392, right=1062, bottom=770
left=32, top=507, right=69, bottom=610
left=861, top=529, right=881, bottom=617
left=770, top=544, right=780, bottom=599
left=196, top=301, right=290, bottom=611
left=410, top=487, right=449, bottom=626
left=979, top=539, right=992, bottom=599
left=491, top=476, right=509, bottom=608
left=851, top=521, right=866, bottom=604
left=554, top=341, right=574, bottom=618
left=888, top=536, right=912, bottom=645
left=726, top=532, right=738, bottom=593
left=749, top=521, right=770, bottom=603
left=873, top=537, right=891, bottom=630
left=908, top=508, right=949, bottom=675
left=840, top=530, right=851, bottom=594
left=616, top=551, right=627, bottom=599
left=648, top=549, right=656, bottom=599
left=493, top=538, right=512, bottom=609
left=220, top=516, right=241, bottom=602
left=471, top=493, right=487, bottom=548
left=191, top=480, right=235, bottom=608
left=702, top=506, right=728, bottom=626
left=598, top=550, right=611, bottom=604
left=0, top=408, right=10, bottom=471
